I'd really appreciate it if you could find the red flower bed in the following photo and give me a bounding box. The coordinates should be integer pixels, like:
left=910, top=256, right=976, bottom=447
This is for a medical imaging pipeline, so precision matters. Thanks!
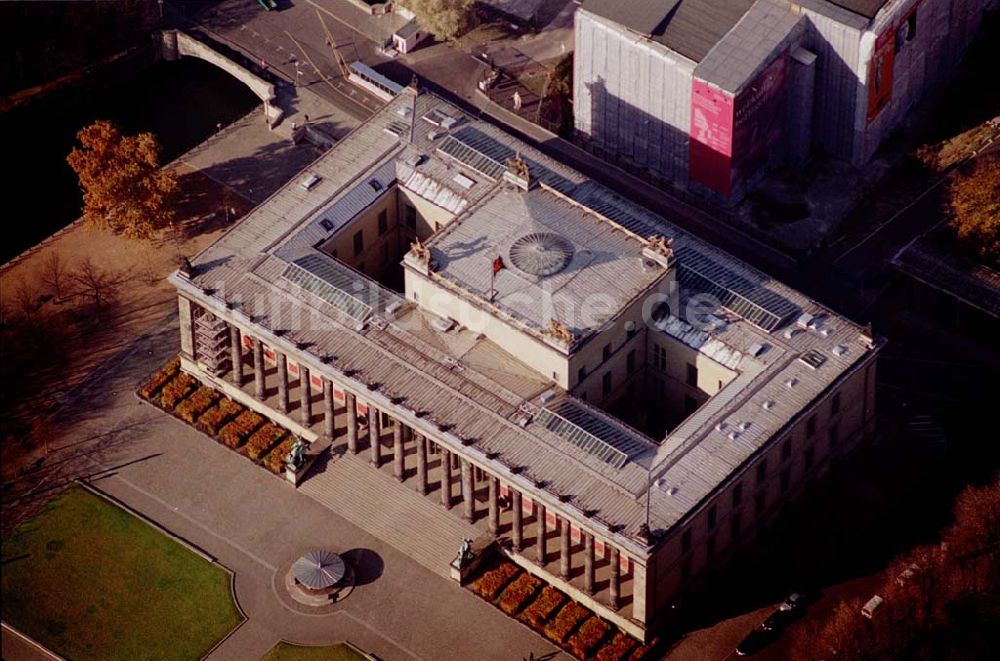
left=595, top=632, right=637, bottom=661
left=543, top=602, right=589, bottom=644
left=159, top=373, right=197, bottom=410
left=196, top=398, right=244, bottom=436
left=219, top=411, right=264, bottom=448
left=475, top=562, right=519, bottom=601
left=567, top=616, right=611, bottom=658
left=519, top=585, right=566, bottom=628
left=627, top=643, right=653, bottom=661
left=498, top=572, right=541, bottom=615
left=138, top=357, right=180, bottom=400
left=175, top=386, right=220, bottom=423
left=245, top=423, right=286, bottom=461
left=264, top=437, right=297, bottom=474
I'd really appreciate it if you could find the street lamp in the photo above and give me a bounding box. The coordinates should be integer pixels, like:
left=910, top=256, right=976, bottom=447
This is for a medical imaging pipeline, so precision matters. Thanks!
left=293, top=61, right=303, bottom=88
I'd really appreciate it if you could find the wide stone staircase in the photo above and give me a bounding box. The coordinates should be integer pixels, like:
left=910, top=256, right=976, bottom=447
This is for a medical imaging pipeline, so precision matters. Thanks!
left=298, top=451, right=478, bottom=579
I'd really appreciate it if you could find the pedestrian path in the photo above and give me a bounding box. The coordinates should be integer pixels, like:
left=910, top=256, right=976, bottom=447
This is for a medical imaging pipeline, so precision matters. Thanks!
left=299, top=452, right=478, bottom=579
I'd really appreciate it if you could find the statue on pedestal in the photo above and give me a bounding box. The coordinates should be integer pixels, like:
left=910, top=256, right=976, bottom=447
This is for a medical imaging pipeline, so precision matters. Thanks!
left=455, top=538, right=475, bottom=567
left=286, top=438, right=306, bottom=471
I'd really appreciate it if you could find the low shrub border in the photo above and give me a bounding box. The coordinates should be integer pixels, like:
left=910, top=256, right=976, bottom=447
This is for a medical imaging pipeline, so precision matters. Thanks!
left=519, top=585, right=565, bottom=628
left=219, top=411, right=265, bottom=449
left=543, top=602, right=589, bottom=644
left=568, top=616, right=611, bottom=658
left=475, top=562, right=520, bottom=601
left=138, top=357, right=181, bottom=399
left=499, top=573, right=541, bottom=615
left=264, top=437, right=297, bottom=474
left=245, top=424, right=286, bottom=461
left=595, top=632, right=637, bottom=661
left=197, top=399, right=244, bottom=436
left=176, top=386, right=221, bottom=423
left=160, top=373, right=197, bottom=410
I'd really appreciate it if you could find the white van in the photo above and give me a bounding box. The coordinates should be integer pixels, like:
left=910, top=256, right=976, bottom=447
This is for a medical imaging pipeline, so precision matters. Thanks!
left=862, top=595, right=884, bottom=619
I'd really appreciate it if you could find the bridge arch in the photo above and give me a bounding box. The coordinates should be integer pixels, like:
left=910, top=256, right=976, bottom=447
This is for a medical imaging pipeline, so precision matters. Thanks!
left=159, top=30, right=283, bottom=127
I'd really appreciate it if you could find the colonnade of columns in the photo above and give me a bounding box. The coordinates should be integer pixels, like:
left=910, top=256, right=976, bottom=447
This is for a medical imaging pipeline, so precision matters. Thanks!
left=223, top=320, right=624, bottom=610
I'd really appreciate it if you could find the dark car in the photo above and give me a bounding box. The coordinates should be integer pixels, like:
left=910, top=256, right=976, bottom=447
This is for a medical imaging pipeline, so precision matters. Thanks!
left=735, top=627, right=779, bottom=656
left=762, top=592, right=808, bottom=631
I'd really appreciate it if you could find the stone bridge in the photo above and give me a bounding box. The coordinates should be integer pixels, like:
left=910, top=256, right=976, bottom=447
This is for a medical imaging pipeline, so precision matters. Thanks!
left=159, top=30, right=283, bottom=127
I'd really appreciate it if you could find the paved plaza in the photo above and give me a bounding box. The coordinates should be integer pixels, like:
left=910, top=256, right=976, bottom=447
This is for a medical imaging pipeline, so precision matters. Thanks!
left=3, top=311, right=563, bottom=660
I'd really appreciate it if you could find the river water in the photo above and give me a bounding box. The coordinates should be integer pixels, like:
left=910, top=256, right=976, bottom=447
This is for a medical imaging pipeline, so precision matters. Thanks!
left=0, top=56, right=259, bottom=262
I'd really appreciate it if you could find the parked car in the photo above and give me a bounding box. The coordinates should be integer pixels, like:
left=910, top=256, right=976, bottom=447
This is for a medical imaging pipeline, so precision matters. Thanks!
left=736, top=626, right=779, bottom=656
left=762, top=592, right=808, bottom=631
left=862, top=595, right=884, bottom=619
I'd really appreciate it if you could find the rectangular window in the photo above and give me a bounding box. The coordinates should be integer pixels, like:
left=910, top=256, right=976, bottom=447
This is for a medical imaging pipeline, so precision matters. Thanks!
left=732, top=482, right=743, bottom=508
left=781, top=468, right=791, bottom=493
left=832, top=392, right=841, bottom=415
left=756, top=461, right=767, bottom=486
left=707, top=505, right=717, bottom=530
left=377, top=209, right=388, bottom=235
left=686, top=363, right=698, bottom=387
left=602, top=371, right=612, bottom=397
left=755, top=492, right=766, bottom=516
left=652, top=344, right=666, bottom=371
left=782, top=439, right=791, bottom=462
left=626, top=349, right=636, bottom=374
left=603, top=344, right=611, bottom=362
left=681, top=528, right=692, bottom=554
left=806, top=415, right=817, bottom=438
left=626, top=324, right=638, bottom=340
left=405, top=205, right=417, bottom=229
left=353, top=230, right=364, bottom=255
left=577, top=366, right=586, bottom=384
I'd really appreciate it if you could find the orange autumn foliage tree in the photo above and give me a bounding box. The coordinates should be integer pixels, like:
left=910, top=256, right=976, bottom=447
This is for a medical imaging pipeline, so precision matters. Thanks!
left=947, top=151, right=1000, bottom=267
left=66, top=120, right=178, bottom=240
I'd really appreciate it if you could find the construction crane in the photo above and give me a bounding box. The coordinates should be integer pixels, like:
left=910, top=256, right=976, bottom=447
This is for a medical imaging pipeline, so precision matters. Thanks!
left=315, top=8, right=351, bottom=78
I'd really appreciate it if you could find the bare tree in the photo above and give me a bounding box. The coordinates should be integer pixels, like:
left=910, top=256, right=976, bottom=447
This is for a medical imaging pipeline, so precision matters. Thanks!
left=72, top=258, right=121, bottom=310
left=41, top=251, right=71, bottom=301
left=11, top=278, right=38, bottom=319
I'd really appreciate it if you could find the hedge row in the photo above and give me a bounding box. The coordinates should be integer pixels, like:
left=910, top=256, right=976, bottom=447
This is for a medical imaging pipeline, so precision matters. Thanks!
left=568, top=616, right=611, bottom=658
left=245, top=423, right=286, bottom=461
left=138, top=357, right=181, bottom=400
left=499, top=572, right=541, bottom=615
left=595, top=632, right=638, bottom=661
left=544, top=602, right=590, bottom=644
left=219, top=411, right=265, bottom=448
left=519, top=586, right=566, bottom=628
left=476, top=562, right=520, bottom=601
left=196, top=398, right=244, bottom=436
left=160, top=373, right=197, bottom=410
left=265, top=437, right=297, bottom=474
left=175, top=386, right=221, bottom=423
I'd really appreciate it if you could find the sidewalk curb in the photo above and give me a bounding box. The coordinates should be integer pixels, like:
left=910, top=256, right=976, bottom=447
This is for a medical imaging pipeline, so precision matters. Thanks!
left=0, top=622, right=64, bottom=661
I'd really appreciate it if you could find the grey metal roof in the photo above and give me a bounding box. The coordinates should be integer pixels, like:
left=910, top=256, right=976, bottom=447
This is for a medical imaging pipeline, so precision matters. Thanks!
left=178, top=89, right=879, bottom=550
left=823, top=0, right=890, bottom=19
left=585, top=0, right=756, bottom=63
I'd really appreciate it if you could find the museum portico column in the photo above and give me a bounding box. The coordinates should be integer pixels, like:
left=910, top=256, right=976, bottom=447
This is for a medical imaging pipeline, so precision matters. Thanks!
left=511, top=490, right=523, bottom=551
left=560, top=517, right=571, bottom=579
left=393, top=420, right=405, bottom=481
left=369, top=407, right=382, bottom=467
left=416, top=433, right=428, bottom=494
left=300, top=365, right=312, bottom=426
left=536, top=503, right=547, bottom=565
left=229, top=324, right=242, bottom=385
left=346, top=392, right=358, bottom=454
left=277, top=353, right=289, bottom=413
left=610, top=546, right=621, bottom=610
left=488, top=476, right=499, bottom=535
left=253, top=337, right=265, bottom=399
left=461, top=459, right=475, bottom=523
left=440, top=447, right=452, bottom=509
left=584, top=532, right=595, bottom=595
left=323, top=378, right=334, bottom=438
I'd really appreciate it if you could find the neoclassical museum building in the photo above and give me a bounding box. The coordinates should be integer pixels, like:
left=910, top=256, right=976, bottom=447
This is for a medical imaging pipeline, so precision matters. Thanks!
left=171, top=85, right=880, bottom=641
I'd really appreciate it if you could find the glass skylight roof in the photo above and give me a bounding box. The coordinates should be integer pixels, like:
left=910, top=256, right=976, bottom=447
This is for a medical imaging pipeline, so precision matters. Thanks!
left=282, top=254, right=375, bottom=321
left=675, top=246, right=799, bottom=332
left=536, top=397, right=650, bottom=469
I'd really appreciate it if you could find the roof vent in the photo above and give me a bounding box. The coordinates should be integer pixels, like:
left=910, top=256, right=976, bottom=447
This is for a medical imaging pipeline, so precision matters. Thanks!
left=748, top=342, right=767, bottom=357
left=320, top=218, right=335, bottom=232
left=715, top=421, right=728, bottom=432
left=797, top=313, right=815, bottom=329
left=431, top=315, right=455, bottom=332
left=800, top=350, right=828, bottom=370
left=300, top=173, right=321, bottom=190
left=832, top=345, right=848, bottom=357
left=369, top=179, right=384, bottom=192
left=539, top=389, right=557, bottom=405
left=509, top=233, right=575, bottom=277
left=762, top=399, right=775, bottom=410
left=728, top=430, right=741, bottom=441
left=785, top=377, right=799, bottom=389
left=783, top=328, right=802, bottom=340
left=428, top=130, right=442, bottom=141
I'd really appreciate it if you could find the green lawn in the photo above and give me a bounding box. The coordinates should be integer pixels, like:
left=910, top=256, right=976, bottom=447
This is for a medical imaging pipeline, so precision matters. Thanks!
left=1, top=485, right=243, bottom=660
left=261, top=642, right=365, bottom=661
